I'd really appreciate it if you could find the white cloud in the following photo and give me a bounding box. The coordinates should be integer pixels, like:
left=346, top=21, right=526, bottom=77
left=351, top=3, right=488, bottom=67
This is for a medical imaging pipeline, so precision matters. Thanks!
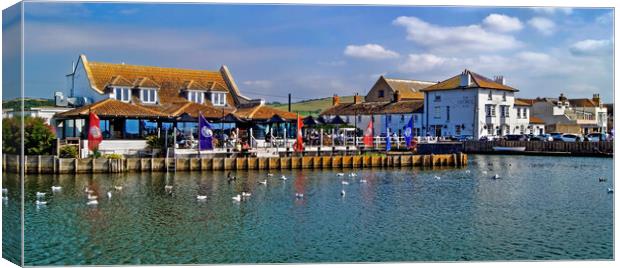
left=516, top=51, right=551, bottom=62
left=569, top=39, right=613, bottom=56
left=399, top=53, right=456, bottom=73
left=595, top=12, right=613, bottom=25
left=531, top=7, right=573, bottom=15
left=527, top=17, right=556, bottom=35
left=343, top=44, right=399, bottom=60
left=242, top=80, right=273, bottom=89
left=482, top=14, right=523, bottom=32
left=393, top=16, right=521, bottom=53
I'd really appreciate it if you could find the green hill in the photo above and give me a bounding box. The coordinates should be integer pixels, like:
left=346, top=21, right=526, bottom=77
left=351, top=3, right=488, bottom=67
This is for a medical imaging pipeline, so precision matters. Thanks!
left=2, top=98, right=55, bottom=111
left=268, top=96, right=354, bottom=116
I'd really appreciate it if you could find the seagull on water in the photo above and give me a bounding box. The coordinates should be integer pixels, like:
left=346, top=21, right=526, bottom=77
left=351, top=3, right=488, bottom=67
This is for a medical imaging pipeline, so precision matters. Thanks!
left=267, top=173, right=274, bottom=177
left=87, top=200, right=98, bottom=206
left=280, top=175, right=288, bottom=180
left=465, top=170, right=471, bottom=174
left=242, top=192, right=252, bottom=197
left=114, top=185, right=123, bottom=191
left=360, top=179, right=368, bottom=183
left=492, top=174, right=500, bottom=180
left=341, top=190, right=346, bottom=197
left=608, top=188, right=614, bottom=194
left=295, top=193, right=304, bottom=198
left=36, top=192, right=46, bottom=198
left=341, top=181, right=349, bottom=185
left=232, top=194, right=242, bottom=202
left=51, top=186, right=62, bottom=191
left=227, top=172, right=237, bottom=184
left=107, top=191, right=112, bottom=199
left=599, top=177, right=607, bottom=182
left=196, top=195, right=208, bottom=200
left=258, top=180, right=267, bottom=185
left=434, top=176, right=441, bottom=180
left=349, top=173, right=357, bottom=177
left=336, top=173, right=345, bottom=177
left=35, top=200, right=47, bottom=206
left=164, top=185, right=173, bottom=191
left=87, top=194, right=98, bottom=200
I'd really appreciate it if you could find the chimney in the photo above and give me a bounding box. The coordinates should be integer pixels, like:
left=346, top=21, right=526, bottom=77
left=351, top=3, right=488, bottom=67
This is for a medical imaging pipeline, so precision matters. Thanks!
left=592, top=93, right=601, bottom=106
left=559, top=93, right=567, bottom=103
left=459, top=70, right=471, bottom=87
left=353, top=93, right=363, bottom=104
left=494, top=75, right=505, bottom=85
left=392, top=90, right=402, bottom=103
left=332, top=94, right=340, bottom=106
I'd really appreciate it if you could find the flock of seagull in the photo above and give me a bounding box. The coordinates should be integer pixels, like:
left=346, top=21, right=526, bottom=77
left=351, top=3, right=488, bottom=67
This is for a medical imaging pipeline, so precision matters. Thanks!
left=0, top=167, right=613, bottom=208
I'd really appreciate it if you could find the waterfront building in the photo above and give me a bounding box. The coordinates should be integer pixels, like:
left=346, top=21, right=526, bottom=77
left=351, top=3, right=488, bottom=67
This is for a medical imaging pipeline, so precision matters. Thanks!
left=53, top=54, right=296, bottom=155
left=529, top=93, right=608, bottom=134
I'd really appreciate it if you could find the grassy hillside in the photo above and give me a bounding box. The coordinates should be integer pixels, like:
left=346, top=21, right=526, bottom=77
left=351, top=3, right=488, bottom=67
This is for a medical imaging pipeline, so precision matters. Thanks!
left=2, top=98, right=55, bottom=110
left=268, top=95, right=354, bottom=116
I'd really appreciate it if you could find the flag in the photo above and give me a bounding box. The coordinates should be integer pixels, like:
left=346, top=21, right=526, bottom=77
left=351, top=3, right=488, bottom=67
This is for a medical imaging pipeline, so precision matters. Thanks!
left=404, top=116, right=413, bottom=148
left=199, top=113, right=214, bottom=150
left=294, top=114, right=304, bottom=152
left=385, top=127, right=391, bottom=152
left=88, top=112, right=103, bottom=151
left=363, top=118, right=373, bottom=147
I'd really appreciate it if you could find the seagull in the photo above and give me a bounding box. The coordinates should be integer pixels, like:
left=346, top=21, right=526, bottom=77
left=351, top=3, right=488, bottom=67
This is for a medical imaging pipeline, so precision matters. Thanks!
left=114, top=185, right=123, bottom=191
left=196, top=195, right=208, bottom=200
left=87, top=194, right=98, bottom=200
left=608, top=188, right=614, bottom=194
left=35, top=200, right=47, bottom=206
left=599, top=177, right=607, bottom=182
left=227, top=172, right=237, bottom=184
left=492, top=174, right=500, bottom=180
left=336, top=173, right=345, bottom=177
left=465, top=170, right=471, bottom=174
left=232, top=194, right=242, bottom=202
left=258, top=180, right=267, bottom=185
left=51, top=186, right=62, bottom=191
left=36, top=192, right=46, bottom=198
left=295, top=193, right=304, bottom=198
left=241, top=192, right=252, bottom=197
left=341, top=181, right=349, bottom=185
left=341, top=190, right=346, bottom=197
left=349, top=173, right=357, bottom=177
left=360, top=179, right=367, bottom=183
left=107, top=191, right=112, bottom=199
left=87, top=200, right=98, bottom=206
left=267, top=173, right=274, bottom=177
left=280, top=175, right=288, bottom=180
left=164, top=185, right=173, bottom=191
left=434, top=176, right=441, bottom=180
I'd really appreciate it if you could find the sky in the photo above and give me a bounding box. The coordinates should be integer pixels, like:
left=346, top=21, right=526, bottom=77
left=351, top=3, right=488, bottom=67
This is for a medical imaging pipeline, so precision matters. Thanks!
left=10, top=2, right=615, bottom=103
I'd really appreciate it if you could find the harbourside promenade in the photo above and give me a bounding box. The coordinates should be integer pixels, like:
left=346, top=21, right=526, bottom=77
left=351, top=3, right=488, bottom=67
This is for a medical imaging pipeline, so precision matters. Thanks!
left=2, top=153, right=467, bottom=174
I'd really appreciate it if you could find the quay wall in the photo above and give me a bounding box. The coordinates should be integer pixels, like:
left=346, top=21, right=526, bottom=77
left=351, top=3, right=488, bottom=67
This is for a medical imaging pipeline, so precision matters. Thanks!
left=2, top=153, right=467, bottom=174
left=462, top=141, right=613, bottom=156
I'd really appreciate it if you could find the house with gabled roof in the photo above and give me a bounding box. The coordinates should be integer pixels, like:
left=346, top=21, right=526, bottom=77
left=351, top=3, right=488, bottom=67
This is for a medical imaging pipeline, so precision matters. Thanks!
left=54, top=54, right=296, bottom=155
left=529, top=93, right=607, bottom=134
left=365, top=76, right=435, bottom=102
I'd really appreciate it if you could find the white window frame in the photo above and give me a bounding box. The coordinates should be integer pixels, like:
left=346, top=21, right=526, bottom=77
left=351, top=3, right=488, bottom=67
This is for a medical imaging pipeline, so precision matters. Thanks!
left=211, top=92, right=227, bottom=106
left=486, top=104, right=496, bottom=117
left=140, top=88, right=158, bottom=104
left=113, top=87, right=131, bottom=102
left=187, top=91, right=204, bottom=104
left=433, top=106, right=441, bottom=119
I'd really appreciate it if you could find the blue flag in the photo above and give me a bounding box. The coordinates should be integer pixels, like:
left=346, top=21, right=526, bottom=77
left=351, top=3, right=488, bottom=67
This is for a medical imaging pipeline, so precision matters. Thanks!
left=199, top=113, right=214, bottom=150
left=385, top=127, right=391, bottom=152
left=404, top=116, right=413, bottom=148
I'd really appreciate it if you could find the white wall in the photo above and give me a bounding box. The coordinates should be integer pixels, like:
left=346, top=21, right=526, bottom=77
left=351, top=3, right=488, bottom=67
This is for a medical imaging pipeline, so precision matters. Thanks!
left=70, top=59, right=106, bottom=102
left=424, top=89, right=478, bottom=137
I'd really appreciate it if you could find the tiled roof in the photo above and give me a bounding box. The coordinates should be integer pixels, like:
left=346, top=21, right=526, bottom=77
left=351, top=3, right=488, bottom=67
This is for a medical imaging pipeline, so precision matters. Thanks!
left=181, top=80, right=210, bottom=91
left=133, top=77, right=160, bottom=88
left=569, top=98, right=597, bottom=107
left=383, top=78, right=435, bottom=100
left=82, top=56, right=235, bottom=106
left=55, top=99, right=168, bottom=118
left=321, top=100, right=424, bottom=116
left=169, top=102, right=228, bottom=119
left=106, top=75, right=134, bottom=87
left=421, top=70, right=517, bottom=92
left=529, top=116, right=545, bottom=124
left=234, top=104, right=297, bottom=120
left=514, top=99, right=532, bottom=106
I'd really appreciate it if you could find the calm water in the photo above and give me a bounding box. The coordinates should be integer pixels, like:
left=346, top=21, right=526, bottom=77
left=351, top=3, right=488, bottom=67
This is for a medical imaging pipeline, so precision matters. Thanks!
left=2, top=155, right=614, bottom=265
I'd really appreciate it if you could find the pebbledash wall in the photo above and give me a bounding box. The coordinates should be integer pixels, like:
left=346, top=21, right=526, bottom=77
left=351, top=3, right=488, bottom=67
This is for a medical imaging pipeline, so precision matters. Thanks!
left=2, top=154, right=467, bottom=174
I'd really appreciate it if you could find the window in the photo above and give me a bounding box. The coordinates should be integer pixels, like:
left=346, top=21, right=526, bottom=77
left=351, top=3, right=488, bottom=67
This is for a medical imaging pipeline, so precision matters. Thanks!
left=357, top=115, right=362, bottom=123
left=113, top=87, right=131, bottom=102
left=378, top=90, right=385, bottom=98
left=524, top=108, right=528, bottom=118
left=455, top=125, right=461, bottom=135
left=141, top=89, right=157, bottom=104
left=502, top=92, right=507, bottom=101
left=187, top=91, right=204, bottom=104
left=400, top=115, right=405, bottom=122
left=211, top=92, right=227, bottom=106
left=446, top=106, right=450, bottom=122
left=488, top=91, right=492, bottom=100
left=485, top=104, right=496, bottom=117
left=434, top=95, right=441, bottom=102
left=516, top=108, right=521, bottom=118
left=500, top=105, right=509, bottom=118
left=434, top=106, right=441, bottom=119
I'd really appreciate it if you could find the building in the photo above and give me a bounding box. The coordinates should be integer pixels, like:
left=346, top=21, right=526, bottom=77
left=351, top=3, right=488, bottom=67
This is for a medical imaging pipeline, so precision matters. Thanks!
left=54, top=54, right=296, bottom=155
left=420, top=70, right=531, bottom=139
left=530, top=93, right=608, bottom=134
left=365, top=76, right=434, bottom=102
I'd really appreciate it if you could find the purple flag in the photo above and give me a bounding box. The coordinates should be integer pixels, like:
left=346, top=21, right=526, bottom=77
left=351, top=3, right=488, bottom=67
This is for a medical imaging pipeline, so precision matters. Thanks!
left=199, top=113, right=214, bottom=150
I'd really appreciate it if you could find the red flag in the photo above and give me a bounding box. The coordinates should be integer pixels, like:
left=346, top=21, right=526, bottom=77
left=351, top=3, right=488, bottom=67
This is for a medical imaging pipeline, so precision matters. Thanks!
left=294, top=114, right=304, bottom=152
left=88, top=112, right=103, bottom=151
left=363, top=119, right=374, bottom=147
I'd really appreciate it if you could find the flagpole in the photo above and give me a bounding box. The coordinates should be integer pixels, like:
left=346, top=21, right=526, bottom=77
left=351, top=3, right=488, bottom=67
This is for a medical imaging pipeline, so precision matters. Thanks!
left=198, top=112, right=201, bottom=152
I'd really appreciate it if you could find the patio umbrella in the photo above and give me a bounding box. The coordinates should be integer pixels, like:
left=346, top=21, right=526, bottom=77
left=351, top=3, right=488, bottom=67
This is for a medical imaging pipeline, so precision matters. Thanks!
left=329, top=115, right=346, bottom=125
left=217, top=113, right=247, bottom=123
left=266, top=114, right=287, bottom=124
left=303, top=115, right=321, bottom=127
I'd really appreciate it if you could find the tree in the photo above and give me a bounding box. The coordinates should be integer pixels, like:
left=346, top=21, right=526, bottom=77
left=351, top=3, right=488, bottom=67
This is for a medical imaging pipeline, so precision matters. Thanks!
left=2, top=117, right=56, bottom=155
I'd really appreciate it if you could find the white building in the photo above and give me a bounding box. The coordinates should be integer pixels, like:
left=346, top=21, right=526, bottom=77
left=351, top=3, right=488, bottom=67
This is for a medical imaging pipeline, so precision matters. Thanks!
left=530, top=93, right=608, bottom=134
left=420, top=70, right=528, bottom=139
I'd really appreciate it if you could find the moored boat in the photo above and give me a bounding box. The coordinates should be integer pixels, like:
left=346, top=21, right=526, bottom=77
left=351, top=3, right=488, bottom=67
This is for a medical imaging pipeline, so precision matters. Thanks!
left=492, top=146, right=526, bottom=152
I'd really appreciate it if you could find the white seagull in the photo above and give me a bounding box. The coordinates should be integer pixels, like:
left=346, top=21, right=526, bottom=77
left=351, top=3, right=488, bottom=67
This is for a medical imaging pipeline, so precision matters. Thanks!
left=280, top=175, right=288, bottom=180
left=434, top=176, right=441, bottom=180
left=196, top=195, right=208, bottom=200
left=242, top=192, right=252, bottom=197
left=51, top=186, right=62, bottom=191
left=341, top=181, right=349, bottom=185
left=360, top=179, right=368, bottom=183
left=492, top=174, right=500, bottom=180
left=232, top=194, right=242, bottom=202
left=608, top=188, right=614, bottom=194
left=87, top=194, right=98, bottom=200
left=295, top=193, right=304, bottom=198
left=36, top=192, right=46, bottom=198
left=267, top=173, right=274, bottom=177
left=114, top=185, right=123, bottom=191
left=465, top=170, right=471, bottom=174
left=164, top=185, right=174, bottom=191
left=87, top=200, right=98, bottom=206
left=107, top=191, right=112, bottom=199
left=336, top=173, right=345, bottom=177
left=341, top=190, right=346, bottom=197
left=349, top=173, right=357, bottom=177
left=258, top=180, right=267, bottom=185
left=35, top=200, right=47, bottom=206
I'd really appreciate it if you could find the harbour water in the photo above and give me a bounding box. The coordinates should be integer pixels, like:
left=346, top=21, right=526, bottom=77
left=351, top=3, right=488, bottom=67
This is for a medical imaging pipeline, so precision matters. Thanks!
left=3, top=155, right=614, bottom=265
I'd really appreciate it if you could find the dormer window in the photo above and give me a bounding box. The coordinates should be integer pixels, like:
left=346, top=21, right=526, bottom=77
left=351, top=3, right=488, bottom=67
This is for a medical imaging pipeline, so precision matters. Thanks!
left=211, top=92, right=226, bottom=106
left=113, top=87, right=131, bottom=102
left=141, top=88, right=158, bottom=104
left=187, top=91, right=204, bottom=104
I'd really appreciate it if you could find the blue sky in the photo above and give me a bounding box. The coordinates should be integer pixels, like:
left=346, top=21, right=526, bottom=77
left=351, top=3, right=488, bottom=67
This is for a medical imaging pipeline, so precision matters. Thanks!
left=14, top=2, right=614, bottom=103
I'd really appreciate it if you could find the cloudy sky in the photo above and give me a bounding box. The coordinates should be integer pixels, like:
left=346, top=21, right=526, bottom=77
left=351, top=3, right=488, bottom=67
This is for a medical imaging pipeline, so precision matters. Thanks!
left=14, top=3, right=614, bottom=103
